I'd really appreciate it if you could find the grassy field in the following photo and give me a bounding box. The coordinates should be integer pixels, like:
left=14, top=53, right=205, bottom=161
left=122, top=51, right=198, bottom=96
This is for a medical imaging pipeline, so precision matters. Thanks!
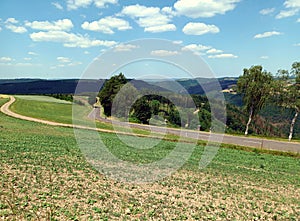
left=1, top=97, right=300, bottom=220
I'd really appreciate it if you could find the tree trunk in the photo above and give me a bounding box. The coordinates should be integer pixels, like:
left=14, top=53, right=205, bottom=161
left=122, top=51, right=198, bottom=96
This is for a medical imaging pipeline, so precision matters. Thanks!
left=288, top=109, right=299, bottom=141
left=245, top=106, right=254, bottom=136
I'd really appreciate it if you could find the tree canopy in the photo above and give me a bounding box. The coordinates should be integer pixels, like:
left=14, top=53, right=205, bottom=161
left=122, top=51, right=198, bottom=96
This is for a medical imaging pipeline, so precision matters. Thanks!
left=237, top=65, right=273, bottom=135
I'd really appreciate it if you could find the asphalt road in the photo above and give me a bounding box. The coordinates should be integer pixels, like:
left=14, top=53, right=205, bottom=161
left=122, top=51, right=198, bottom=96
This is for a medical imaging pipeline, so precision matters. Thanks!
left=90, top=108, right=300, bottom=154
left=1, top=96, right=299, bottom=154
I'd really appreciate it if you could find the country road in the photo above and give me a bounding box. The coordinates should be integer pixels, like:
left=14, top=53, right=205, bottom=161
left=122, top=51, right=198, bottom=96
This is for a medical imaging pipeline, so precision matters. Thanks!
left=90, top=108, right=300, bottom=154
left=1, top=96, right=300, bottom=153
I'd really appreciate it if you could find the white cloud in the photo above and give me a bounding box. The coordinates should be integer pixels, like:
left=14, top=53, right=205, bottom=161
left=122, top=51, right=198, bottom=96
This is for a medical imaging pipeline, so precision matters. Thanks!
left=81, top=16, right=131, bottom=34
left=68, top=61, right=82, bottom=66
left=114, top=44, right=139, bottom=52
left=5, top=18, right=18, bottom=24
left=294, top=43, right=300, bottom=46
left=52, top=2, right=63, bottom=10
left=182, top=22, right=219, bottom=35
left=260, top=56, right=269, bottom=59
left=206, top=48, right=223, bottom=54
left=276, top=0, right=300, bottom=19
left=94, top=0, right=118, bottom=8
left=30, top=30, right=117, bottom=48
left=15, top=62, right=40, bottom=67
left=5, top=18, right=27, bottom=33
left=121, top=4, right=176, bottom=33
left=0, top=57, right=13, bottom=62
left=174, top=0, right=240, bottom=18
left=297, top=18, right=300, bottom=22
left=28, top=51, right=38, bottom=56
left=182, top=44, right=211, bottom=54
left=67, top=0, right=117, bottom=10
left=208, top=53, right=238, bottom=58
left=25, top=19, right=73, bottom=31
left=276, top=9, right=298, bottom=19
left=145, top=24, right=176, bottom=33
left=84, top=50, right=90, bottom=54
left=260, top=8, right=275, bottom=15
left=173, top=40, right=183, bottom=45
left=5, top=24, right=27, bottom=33
left=24, top=57, right=32, bottom=61
left=150, top=50, right=179, bottom=56
left=254, top=31, right=282, bottom=39
left=57, top=56, right=71, bottom=63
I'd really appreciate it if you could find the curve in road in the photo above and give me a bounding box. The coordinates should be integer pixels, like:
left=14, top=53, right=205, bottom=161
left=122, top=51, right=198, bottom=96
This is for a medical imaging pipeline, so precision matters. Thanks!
left=1, top=96, right=299, bottom=154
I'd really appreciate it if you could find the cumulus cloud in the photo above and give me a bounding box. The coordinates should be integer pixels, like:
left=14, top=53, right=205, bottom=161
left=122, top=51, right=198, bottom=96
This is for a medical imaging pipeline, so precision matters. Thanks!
left=52, top=2, right=63, bottom=10
left=113, top=44, right=139, bottom=52
left=206, top=48, right=223, bottom=54
left=121, top=4, right=176, bottom=33
left=28, top=51, right=38, bottom=56
left=260, top=56, right=269, bottom=59
left=5, top=24, right=27, bottom=33
left=276, top=0, right=300, bottom=19
left=254, top=31, right=282, bottom=39
left=174, top=0, right=240, bottom=18
left=25, top=19, right=73, bottom=31
left=81, top=16, right=132, bottom=34
left=5, top=18, right=18, bottom=24
left=57, top=56, right=71, bottom=63
left=208, top=53, right=238, bottom=58
left=5, top=17, right=27, bottom=33
left=182, top=44, right=211, bottom=54
left=150, top=50, right=179, bottom=56
left=260, top=8, right=275, bottom=15
left=182, top=22, right=219, bottom=35
left=30, top=30, right=117, bottom=48
left=0, top=57, right=13, bottom=62
left=67, top=0, right=117, bottom=10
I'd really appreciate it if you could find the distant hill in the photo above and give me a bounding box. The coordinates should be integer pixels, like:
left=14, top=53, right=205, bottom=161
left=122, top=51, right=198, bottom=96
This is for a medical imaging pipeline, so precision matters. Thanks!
left=147, top=77, right=238, bottom=95
left=0, top=78, right=170, bottom=95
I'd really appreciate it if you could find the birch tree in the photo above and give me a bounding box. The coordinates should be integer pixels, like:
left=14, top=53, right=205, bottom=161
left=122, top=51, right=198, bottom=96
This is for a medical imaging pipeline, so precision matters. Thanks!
left=275, top=62, right=300, bottom=141
left=237, top=65, right=273, bottom=135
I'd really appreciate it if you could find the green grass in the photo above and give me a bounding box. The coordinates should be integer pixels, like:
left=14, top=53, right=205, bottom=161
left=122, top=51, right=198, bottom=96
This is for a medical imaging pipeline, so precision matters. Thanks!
left=1, top=97, right=300, bottom=220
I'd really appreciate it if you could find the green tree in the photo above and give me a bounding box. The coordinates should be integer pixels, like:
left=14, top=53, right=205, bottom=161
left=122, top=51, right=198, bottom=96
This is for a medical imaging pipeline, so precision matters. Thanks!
left=98, top=73, right=128, bottom=117
left=111, top=82, right=138, bottom=119
left=237, top=65, right=273, bottom=135
left=274, top=62, right=300, bottom=141
left=131, top=96, right=152, bottom=124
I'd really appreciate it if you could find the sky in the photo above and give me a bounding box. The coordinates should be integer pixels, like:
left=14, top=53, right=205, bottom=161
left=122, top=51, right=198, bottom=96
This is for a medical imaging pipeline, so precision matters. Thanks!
left=0, top=0, right=299, bottom=79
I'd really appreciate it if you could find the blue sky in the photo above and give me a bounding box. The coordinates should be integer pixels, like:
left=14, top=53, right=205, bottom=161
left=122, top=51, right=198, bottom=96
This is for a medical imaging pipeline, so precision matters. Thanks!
left=0, top=0, right=299, bottom=79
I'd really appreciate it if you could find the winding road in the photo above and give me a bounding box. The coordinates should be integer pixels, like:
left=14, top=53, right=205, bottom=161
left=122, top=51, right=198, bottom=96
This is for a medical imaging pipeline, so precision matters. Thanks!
left=1, top=96, right=300, bottom=153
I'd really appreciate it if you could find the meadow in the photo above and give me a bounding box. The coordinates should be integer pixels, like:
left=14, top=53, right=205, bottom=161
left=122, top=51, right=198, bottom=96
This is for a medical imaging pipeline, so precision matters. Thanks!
left=0, top=96, right=299, bottom=220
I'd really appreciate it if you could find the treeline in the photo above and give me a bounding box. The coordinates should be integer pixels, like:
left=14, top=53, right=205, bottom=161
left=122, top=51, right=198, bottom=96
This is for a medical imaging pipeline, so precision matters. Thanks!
left=95, top=61, right=299, bottom=141
left=97, top=73, right=213, bottom=130
left=237, top=62, right=300, bottom=141
left=46, top=94, right=73, bottom=102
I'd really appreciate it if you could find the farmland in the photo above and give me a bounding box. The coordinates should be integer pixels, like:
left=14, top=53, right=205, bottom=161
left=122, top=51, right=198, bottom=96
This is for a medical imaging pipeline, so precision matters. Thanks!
left=0, top=96, right=299, bottom=220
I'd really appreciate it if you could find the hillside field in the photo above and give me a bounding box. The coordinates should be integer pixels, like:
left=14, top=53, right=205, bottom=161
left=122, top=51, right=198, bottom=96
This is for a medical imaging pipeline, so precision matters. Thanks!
left=0, top=96, right=299, bottom=220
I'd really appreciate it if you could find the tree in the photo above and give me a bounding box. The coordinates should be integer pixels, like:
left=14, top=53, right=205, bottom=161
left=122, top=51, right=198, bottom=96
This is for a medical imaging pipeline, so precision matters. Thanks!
left=237, top=65, right=273, bottom=135
left=98, top=73, right=128, bottom=117
left=131, top=97, right=152, bottom=124
left=274, top=62, right=300, bottom=141
left=111, top=82, right=138, bottom=119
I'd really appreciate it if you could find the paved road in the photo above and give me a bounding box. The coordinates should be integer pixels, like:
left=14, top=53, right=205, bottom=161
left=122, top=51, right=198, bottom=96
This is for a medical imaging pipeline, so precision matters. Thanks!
left=1, top=96, right=299, bottom=154
left=90, top=108, right=300, bottom=154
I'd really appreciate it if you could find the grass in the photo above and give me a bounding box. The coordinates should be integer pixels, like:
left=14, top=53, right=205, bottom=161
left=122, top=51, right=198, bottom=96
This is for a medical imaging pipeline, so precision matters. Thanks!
left=1, top=97, right=300, bottom=220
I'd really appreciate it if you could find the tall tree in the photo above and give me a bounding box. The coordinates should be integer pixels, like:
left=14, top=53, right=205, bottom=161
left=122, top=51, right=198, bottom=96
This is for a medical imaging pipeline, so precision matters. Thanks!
left=275, top=62, right=300, bottom=141
left=98, top=73, right=128, bottom=117
left=237, top=65, right=273, bottom=135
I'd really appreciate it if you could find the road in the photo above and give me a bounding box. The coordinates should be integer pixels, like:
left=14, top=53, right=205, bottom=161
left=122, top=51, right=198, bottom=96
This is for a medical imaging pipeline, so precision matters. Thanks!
left=1, top=96, right=299, bottom=153
left=90, top=108, right=300, bottom=154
